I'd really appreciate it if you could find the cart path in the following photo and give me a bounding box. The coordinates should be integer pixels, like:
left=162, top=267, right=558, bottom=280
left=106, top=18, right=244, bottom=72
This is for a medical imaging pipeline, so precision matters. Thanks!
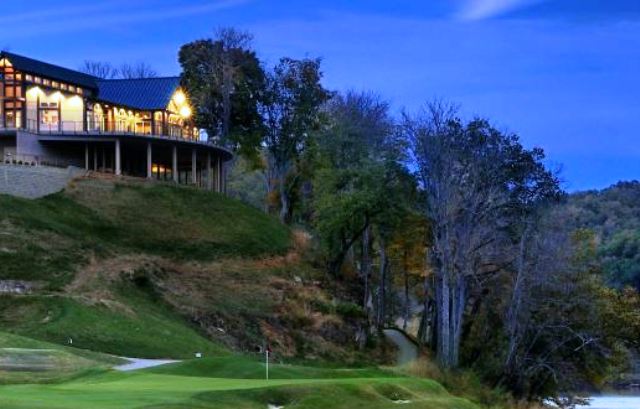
left=383, top=328, right=419, bottom=366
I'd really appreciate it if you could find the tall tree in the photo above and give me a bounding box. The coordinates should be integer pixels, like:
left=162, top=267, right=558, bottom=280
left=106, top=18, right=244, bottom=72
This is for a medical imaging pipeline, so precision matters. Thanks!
left=179, top=28, right=265, bottom=160
left=263, top=57, right=330, bottom=223
left=312, top=91, right=402, bottom=275
left=403, top=101, right=561, bottom=369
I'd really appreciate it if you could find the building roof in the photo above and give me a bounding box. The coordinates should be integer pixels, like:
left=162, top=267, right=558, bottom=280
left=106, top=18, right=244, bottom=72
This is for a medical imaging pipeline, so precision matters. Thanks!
left=1, top=51, right=182, bottom=111
left=95, top=77, right=181, bottom=111
left=0, top=51, right=99, bottom=90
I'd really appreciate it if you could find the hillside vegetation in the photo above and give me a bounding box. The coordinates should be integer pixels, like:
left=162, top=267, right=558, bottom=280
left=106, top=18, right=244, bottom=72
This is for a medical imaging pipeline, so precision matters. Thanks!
left=568, top=181, right=640, bottom=289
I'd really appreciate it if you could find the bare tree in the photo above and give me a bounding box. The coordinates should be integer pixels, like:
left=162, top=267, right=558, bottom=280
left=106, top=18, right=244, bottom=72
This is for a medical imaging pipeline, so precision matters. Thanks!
left=404, top=101, right=561, bottom=369
left=80, top=60, right=118, bottom=79
left=117, top=62, right=158, bottom=79
left=80, top=60, right=157, bottom=79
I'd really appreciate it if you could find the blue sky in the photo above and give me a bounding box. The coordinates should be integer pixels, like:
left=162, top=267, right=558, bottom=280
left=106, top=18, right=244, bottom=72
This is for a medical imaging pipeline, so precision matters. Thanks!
left=3, top=0, right=639, bottom=191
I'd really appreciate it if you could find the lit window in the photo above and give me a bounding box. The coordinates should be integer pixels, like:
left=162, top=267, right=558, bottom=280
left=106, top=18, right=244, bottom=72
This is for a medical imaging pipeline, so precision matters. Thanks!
left=25, top=74, right=33, bottom=82
left=52, top=81, right=59, bottom=88
left=60, top=84, right=68, bottom=90
left=34, top=77, right=42, bottom=84
left=43, top=79, right=51, bottom=86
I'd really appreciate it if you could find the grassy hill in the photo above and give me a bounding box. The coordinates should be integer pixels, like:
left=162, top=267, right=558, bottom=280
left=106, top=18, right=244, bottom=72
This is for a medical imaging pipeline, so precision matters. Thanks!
left=0, top=178, right=291, bottom=290
left=0, top=178, right=376, bottom=364
left=0, top=178, right=294, bottom=358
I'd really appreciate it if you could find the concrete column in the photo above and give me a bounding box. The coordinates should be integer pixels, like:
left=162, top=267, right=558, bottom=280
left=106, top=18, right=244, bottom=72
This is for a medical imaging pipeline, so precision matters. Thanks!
left=146, top=142, right=153, bottom=179
left=84, top=143, right=89, bottom=170
left=206, top=152, right=213, bottom=191
left=220, top=160, right=225, bottom=194
left=217, top=157, right=222, bottom=193
left=191, top=148, right=197, bottom=185
left=172, top=145, right=178, bottom=183
left=115, top=139, right=121, bottom=176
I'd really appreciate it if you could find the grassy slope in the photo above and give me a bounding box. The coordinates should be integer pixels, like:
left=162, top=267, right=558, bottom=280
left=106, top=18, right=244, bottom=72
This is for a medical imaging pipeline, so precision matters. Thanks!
left=0, top=357, right=479, bottom=409
left=0, top=179, right=291, bottom=289
left=0, top=179, right=290, bottom=357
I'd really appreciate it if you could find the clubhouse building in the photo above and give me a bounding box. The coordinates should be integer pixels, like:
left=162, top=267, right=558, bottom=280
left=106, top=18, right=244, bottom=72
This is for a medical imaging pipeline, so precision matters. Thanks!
left=0, top=52, right=231, bottom=191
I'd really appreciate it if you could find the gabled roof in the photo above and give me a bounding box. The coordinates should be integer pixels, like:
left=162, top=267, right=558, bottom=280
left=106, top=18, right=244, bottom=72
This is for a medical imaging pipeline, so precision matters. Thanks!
left=96, top=77, right=181, bottom=111
left=0, top=51, right=99, bottom=90
left=0, top=51, right=183, bottom=111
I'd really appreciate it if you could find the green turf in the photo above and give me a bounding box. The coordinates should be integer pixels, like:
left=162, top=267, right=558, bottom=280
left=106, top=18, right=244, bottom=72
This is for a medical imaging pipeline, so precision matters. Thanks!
left=0, top=179, right=291, bottom=289
left=0, top=365, right=479, bottom=409
left=147, top=355, right=398, bottom=379
left=0, top=290, right=226, bottom=359
left=0, top=331, right=120, bottom=384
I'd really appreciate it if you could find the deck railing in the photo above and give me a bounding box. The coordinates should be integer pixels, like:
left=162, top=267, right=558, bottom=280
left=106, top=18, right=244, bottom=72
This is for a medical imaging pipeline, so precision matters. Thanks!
left=4, top=119, right=202, bottom=142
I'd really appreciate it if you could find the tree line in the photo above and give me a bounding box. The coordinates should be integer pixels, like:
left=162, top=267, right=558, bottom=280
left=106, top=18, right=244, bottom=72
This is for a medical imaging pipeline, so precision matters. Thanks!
left=178, top=28, right=640, bottom=406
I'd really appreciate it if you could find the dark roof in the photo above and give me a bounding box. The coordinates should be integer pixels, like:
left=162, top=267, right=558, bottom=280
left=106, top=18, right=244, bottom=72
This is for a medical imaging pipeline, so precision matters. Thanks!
left=0, top=51, right=182, bottom=111
left=0, top=51, right=99, bottom=90
left=96, top=77, right=181, bottom=110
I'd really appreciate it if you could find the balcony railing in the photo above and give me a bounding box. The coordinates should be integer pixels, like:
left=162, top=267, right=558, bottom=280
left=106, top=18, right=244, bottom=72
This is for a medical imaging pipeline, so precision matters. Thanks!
left=10, top=119, right=202, bottom=143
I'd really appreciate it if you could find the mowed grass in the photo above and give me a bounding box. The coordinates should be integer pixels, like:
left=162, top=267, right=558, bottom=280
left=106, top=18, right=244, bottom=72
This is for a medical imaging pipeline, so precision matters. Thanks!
left=0, top=289, right=226, bottom=359
left=0, top=331, right=120, bottom=384
left=0, top=178, right=291, bottom=289
left=0, top=356, right=480, bottom=409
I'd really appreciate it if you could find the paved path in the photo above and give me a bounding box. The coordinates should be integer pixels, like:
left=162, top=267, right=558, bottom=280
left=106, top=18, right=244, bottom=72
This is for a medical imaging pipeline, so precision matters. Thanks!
left=113, top=357, right=179, bottom=372
left=383, top=328, right=419, bottom=366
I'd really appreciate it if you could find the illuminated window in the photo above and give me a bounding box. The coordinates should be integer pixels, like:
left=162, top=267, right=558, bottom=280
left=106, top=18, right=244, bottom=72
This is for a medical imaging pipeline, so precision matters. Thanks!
left=25, top=74, right=33, bottom=82
left=60, top=84, right=68, bottom=90
left=34, top=77, right=42, bottom=84
left=43, top=79, right=51, bottom=86
left=52, top=81, right=59, bottom=88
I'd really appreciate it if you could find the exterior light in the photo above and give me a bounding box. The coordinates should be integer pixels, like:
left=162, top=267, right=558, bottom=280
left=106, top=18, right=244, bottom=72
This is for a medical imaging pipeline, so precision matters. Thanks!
left=51, top=91, right=64, bottom=102
left=68, top=96, right=83, bottom=108
left=27, top=87, right=42, bottom=99
left=180, top=106, right=192, bottom=118
left=174, top=91, right=186, bottom=105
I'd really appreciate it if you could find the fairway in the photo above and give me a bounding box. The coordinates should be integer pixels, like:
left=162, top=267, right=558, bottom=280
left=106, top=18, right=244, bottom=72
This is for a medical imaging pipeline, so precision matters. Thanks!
left=0, top=356, right=479, bottom=409
left=0, top=373, right=476, bottom=409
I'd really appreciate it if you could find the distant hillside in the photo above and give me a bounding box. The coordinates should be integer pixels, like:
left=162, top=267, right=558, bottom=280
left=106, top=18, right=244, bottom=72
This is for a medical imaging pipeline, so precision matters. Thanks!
left=568, top=181, right=640, bottom=289
left=0, top=179, right=376, bottom=364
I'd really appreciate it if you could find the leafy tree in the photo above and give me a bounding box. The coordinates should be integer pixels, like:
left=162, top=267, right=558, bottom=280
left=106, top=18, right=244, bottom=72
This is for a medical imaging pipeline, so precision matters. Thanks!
left=600, top=230, right=640, bottom=289
left=262, top=57, right=330, bottom=223
left=179, top=28, right=265, bottom=160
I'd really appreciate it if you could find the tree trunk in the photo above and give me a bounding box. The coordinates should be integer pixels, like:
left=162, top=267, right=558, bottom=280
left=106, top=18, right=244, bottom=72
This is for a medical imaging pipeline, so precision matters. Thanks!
left=436, top=270, right=466, bottom=369
left=376, top=236, right=388, bottom=329
left=403, top=250, right=410, bottom=331
left=505, top=223, right=530, bottom=370
left=278, top=170, right=290, bottom=224
left=436, top=272, right=451, bottom=366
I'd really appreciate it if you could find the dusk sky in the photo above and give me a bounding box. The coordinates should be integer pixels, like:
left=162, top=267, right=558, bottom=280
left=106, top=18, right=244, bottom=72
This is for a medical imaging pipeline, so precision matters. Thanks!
left=3, top=0, right=639, bottom=191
